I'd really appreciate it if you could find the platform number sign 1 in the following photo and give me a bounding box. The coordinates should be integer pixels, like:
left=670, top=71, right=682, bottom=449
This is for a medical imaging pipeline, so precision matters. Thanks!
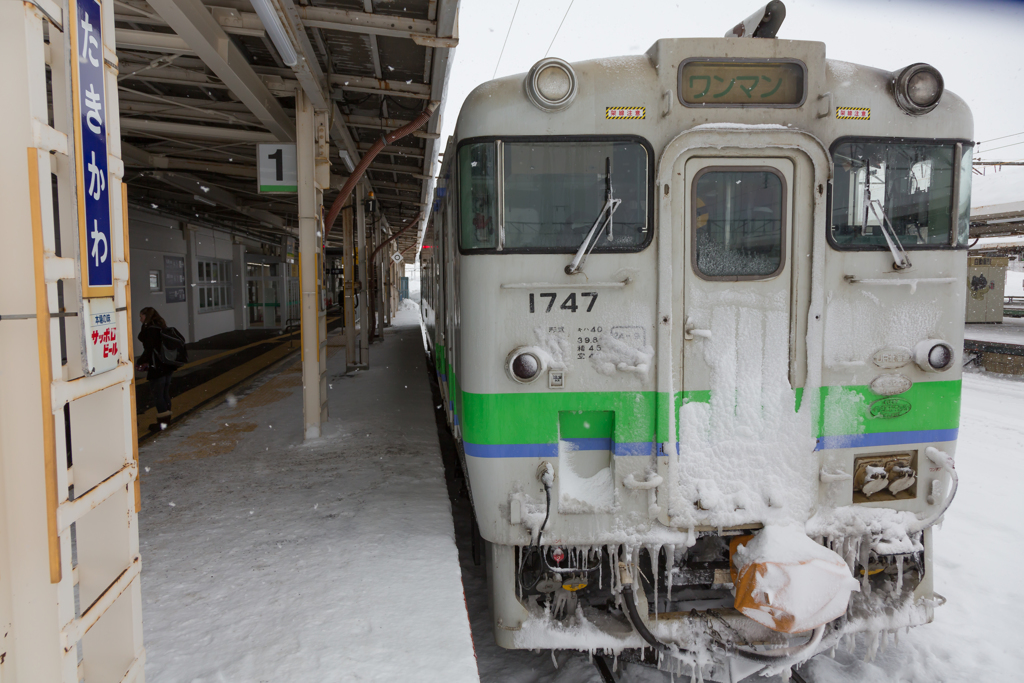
left=257, top=143, right=298, bottom=193
left=70, top=0, right=113, bottom=296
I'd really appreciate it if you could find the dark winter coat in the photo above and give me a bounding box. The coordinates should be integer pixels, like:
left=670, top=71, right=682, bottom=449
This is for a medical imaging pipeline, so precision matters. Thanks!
left=137, top=323, right=175, bottom=381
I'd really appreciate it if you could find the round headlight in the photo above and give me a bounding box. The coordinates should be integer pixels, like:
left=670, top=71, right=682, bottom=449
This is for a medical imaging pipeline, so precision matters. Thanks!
left=507, top=348, right=544, bottom=383
left=525, top=58, right=578, bottom=113
left=893, top=63, right=944, bottom=115
left=914, top=339, right=954, bottom=372
left=536, top=66, right=572, bottom=101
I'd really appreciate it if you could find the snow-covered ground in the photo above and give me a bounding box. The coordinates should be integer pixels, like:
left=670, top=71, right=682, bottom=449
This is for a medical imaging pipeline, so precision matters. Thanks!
left=460, top=371, right=1024, bottom=682
left=137, top=302, right=479, bottom=683
left=136, top=302, right=1024, bottom=682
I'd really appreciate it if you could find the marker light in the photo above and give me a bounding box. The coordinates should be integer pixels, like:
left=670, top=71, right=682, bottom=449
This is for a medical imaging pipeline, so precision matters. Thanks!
left=507, top=348, right=543, bottom=383
left=551, top=547, right=566, bottom=563
left=525, top=58, right=578, bottom=113
left=892, top=63, right=943, bottom=115
left=914, top=339, right=954, bottom=372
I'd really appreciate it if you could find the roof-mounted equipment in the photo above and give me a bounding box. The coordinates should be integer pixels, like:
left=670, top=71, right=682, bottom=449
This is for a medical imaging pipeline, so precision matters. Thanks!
left=726, top=1, right=787, bottom=38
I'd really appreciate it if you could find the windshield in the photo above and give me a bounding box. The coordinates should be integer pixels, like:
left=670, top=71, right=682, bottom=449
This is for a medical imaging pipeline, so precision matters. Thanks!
left=459, top=139, right=650, bottom=252
left=831, top=140, right=966, bottom=249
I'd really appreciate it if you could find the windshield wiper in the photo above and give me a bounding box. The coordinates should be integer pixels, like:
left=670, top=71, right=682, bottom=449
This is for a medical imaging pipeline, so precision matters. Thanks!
left=566, top=157, right=620, bottom=275
left=867, top=199, right=912, bottom=270
left=565, top=197, right=621, bottom=275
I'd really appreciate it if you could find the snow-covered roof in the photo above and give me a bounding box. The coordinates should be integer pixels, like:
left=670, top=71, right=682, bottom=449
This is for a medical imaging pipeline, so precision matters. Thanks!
left=973, top=235, right=1024, bottom=250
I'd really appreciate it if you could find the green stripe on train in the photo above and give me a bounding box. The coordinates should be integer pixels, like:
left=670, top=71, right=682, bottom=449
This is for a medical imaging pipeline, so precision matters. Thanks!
left=458, top=380, right=961, bottom=445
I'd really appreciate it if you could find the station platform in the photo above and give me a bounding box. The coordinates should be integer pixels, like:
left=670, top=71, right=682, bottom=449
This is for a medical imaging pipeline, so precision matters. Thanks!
left=135, top=306, right=480, bottom=682
left=964, top=316, right=1024, bottom=345
left=134, top=315, right=342, bottom=439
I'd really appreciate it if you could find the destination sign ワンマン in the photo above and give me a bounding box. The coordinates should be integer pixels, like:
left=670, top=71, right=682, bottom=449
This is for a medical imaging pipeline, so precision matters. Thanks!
left=678, top=60, right=805, bottom=107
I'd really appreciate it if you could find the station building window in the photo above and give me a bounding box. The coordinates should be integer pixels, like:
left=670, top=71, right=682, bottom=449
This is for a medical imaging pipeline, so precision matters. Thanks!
left=197, top=258, right=232, bottom=312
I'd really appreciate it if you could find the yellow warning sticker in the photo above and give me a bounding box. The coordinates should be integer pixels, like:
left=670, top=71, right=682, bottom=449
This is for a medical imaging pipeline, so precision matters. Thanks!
left=836, top=107, right=870, bottom=120
left=606, top=107, right=646, bottom=120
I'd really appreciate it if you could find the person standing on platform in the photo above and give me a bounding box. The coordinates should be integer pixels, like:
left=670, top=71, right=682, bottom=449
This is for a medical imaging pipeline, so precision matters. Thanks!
left=137, top=307, right=175, bottom=431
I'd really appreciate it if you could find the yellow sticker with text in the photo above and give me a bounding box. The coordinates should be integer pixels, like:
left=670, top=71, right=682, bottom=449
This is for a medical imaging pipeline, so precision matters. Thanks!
left=606, top=107, right=646, bottom=120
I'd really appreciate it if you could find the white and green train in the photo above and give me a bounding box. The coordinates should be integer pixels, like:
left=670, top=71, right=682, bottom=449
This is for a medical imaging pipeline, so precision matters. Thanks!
left=421, top=4, right=969, bottom=677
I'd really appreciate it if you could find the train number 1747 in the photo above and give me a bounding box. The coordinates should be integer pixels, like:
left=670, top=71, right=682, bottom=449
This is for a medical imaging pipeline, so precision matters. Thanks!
left=529, top=292, right=598, bottom=313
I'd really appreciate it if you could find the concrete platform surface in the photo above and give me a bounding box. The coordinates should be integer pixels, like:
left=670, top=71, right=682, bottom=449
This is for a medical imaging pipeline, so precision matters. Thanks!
left=137, top=306, right=479, bottom=682
left=965, top=316, right=1024, bottom=345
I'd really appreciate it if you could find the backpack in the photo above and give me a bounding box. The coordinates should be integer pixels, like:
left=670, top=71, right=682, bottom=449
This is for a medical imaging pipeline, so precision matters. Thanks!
left=156, top=327, right=188, bottom=368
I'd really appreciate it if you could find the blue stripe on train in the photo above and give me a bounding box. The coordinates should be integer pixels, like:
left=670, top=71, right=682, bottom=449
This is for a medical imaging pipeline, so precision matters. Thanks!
left=815, top=428, right=959, bottom=451
left=464, top=441, right=655, bottom=458
left=464, top=431, right=960, bottom=458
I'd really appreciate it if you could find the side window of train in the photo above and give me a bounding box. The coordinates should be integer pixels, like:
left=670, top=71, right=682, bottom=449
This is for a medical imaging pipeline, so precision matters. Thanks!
left=829, top=139, right=972, bottom=249
left=692, top=167, right=786, bottom=279
left=459, top=143, right=499, bottom=249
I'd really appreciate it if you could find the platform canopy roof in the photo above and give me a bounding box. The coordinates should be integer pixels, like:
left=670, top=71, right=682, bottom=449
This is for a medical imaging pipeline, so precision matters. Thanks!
left=971, top=201, right=1024, bottom=240
left=113, top=0, right=457, bottom=256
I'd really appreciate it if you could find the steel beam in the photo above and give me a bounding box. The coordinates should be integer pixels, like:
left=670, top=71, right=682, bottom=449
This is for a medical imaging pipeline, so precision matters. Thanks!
left=114, top=3, right=451, bottom=44
left=120, top=117, right=278, bottom=142
left=328, top=72, right=431, bottom=97
left=148, top=170, right=288, bottom=227
left=120, top=102, right=262, bottom=126
left=414, top=0, right=459, bottom=254
left=145, top=0, right=295, bottom=141
left=357, top=143, right=426, bottom=158
left=272, top=0, right=330, bottom=110
left=344, top=116, right=439, bottom=139
left=122, top=142, right=257, bottom=178
left=368, top=161, right=431, bottom=179
left=114, top=28, right=191, bottom=53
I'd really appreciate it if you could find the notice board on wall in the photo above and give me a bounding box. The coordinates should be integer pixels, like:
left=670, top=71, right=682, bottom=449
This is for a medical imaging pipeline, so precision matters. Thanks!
left=164, top=255, right=186, bottom=304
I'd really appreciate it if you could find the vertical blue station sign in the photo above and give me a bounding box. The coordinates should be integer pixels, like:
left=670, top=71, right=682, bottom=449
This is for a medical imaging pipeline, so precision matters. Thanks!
left=70, top=0, right=113, bottom=295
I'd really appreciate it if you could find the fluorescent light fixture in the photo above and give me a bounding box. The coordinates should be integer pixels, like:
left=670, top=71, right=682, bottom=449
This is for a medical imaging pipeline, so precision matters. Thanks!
left=250, top=0, right=298, bottom=67
left=193, top=194, right=217, bottom=206
left=338, top=149, right=355, bottom=172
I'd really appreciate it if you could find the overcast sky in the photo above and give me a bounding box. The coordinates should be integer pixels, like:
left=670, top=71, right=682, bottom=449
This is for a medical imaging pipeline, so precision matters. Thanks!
left=436, top=0, right=1024, bottom=162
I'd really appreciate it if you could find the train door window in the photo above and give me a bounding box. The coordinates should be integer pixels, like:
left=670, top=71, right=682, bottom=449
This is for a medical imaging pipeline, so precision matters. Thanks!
left=830, top=140, right=958, bottom=248
left=458, top=142, right=498, bottom=249
left=692, top=167, right=785, bottom=279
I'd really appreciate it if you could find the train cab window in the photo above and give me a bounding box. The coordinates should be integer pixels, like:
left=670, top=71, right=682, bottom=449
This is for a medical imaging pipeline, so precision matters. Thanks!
left=457, top=137, right=651, bottom=253
left=501, top=141, right=648, bottom=250
left=459, top=143, right=499, bottom=249
left=831, top=140, right=963, bottom=249
left=692, top=168, right=785, bottom=279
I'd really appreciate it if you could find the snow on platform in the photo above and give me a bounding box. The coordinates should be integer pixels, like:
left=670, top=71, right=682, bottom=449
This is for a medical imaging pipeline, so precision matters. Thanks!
left=965, top=315, right=1024, bottom=345
left=137, top=303, right=479, bottom=683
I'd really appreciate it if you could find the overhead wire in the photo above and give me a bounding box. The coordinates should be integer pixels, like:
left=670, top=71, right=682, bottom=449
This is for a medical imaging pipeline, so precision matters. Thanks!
left=492, top=0, right=523, bottom=79
left=544, top=0, right=576, bottom=58
left=978, top=139, right=1024, bottom=154
left=978, top=131, right=1024, bottom=144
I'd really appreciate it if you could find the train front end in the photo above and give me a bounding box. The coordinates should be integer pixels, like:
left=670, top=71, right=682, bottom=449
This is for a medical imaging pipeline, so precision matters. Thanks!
left=432, top=13, right=971, bottom=677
